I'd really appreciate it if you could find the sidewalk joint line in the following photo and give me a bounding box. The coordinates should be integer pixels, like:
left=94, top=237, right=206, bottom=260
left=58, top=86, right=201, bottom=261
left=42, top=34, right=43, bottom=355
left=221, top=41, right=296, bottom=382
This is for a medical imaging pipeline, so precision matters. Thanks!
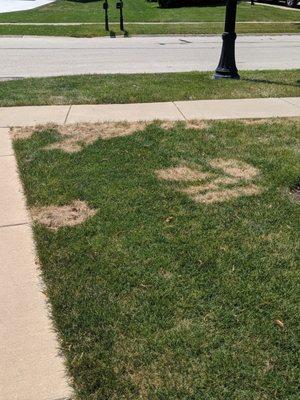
left=64, top=105, right=72, bottom=124
left=279, top=97, right=300, bottom=109
left=173, top=102, right=187, bottom=121
left=0, top=153, right=14, bottom=157
left=0, top=222, right=29, bottom=229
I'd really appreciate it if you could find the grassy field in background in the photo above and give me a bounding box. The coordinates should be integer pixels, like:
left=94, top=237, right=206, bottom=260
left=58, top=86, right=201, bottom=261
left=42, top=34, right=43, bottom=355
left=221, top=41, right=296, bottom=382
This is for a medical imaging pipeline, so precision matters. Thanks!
left=0, top=1, right=299, bottom=23
left=14, top=118, right=300, bottom=399
left=0, top=1, right=299, bottom=36
left=1, top=70, right=299, bottom=107
left=0, top=22, right=299, bottom=37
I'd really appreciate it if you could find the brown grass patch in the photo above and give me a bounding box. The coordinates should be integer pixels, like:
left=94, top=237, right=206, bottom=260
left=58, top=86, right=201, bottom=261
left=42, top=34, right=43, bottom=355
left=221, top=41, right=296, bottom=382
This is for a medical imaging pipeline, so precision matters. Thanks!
left=210, top=158, right=259, bottom=180
left=182, top=177, right=239, bottom=195
left=190, top=184, right=263, bottom=204
left=156, top=166, right=212, bottom=182
left=239, top=118, right=273, bottom=125
left=290, top=184, right=300, bottom=203
left=30, top=200, right=97, bottom=230
left=46, top=122, right=148, bottom=153
left=185, top=120, right=208, bottom=130
left=11, top=122, right=148, bottom=152
left=10, top=124, right=57, bottom=140
left=160, top=269, right=173, bottom=279
left=158, top=121, right=178, bottom=130
left=157, top=120, right=208, bottom=131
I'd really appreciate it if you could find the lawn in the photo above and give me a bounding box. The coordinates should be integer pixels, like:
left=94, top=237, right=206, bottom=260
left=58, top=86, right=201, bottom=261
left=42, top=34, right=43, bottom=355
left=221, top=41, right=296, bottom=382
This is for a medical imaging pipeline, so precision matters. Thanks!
left=14, top=117, right=300, bottom=399
left=0, top=21, right=298, bottom=36
left=0, top=1, right=299, bottom=36
left=1, top=69, right=299, bottom=107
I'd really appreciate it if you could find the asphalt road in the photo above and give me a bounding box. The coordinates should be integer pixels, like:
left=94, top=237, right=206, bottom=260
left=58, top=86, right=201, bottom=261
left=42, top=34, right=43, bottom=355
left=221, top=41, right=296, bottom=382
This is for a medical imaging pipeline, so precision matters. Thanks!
left=0, top=35, right=299, bottom=79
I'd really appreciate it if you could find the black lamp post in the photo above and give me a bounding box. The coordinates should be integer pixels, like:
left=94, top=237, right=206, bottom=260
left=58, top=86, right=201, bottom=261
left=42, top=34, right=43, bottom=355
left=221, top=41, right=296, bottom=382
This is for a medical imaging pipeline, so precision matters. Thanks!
left=116, top=0, right=124, bottom=32
left=214, top=0, right=239, bottom=80
left=103, top=0, right=109, bottom=32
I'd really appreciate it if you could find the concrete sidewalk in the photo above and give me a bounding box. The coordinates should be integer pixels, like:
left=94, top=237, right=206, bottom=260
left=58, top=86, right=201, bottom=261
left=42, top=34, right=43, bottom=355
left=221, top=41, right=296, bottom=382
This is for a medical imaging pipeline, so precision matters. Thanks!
left=0, top=97, right=299, bottom=127
left=0, top=128, right=71, bottom=400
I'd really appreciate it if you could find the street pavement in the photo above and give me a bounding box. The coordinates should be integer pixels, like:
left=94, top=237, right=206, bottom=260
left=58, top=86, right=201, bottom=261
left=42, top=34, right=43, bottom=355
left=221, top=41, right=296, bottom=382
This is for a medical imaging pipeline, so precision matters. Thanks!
left=0, top=0, right=55, bottom=14
left=0, top=35, right=299, bottom=79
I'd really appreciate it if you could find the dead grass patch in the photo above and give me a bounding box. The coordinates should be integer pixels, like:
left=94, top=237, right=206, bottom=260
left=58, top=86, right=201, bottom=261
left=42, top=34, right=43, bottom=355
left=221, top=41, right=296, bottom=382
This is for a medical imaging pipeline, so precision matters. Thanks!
left=191, top=184, right=263, bottom=204
left=156, top=166, right=212, bottom=182
left=160, top=269, right=173, bottom=279
left=210, top=158, right=259, bottom=180
left=46, top=122, right=148, bottom=153
left=182, top=177, right=239, bottom=195
left=10, top=124, right=57, bottom=140
left=30, top=200, right=97, bottom=230
left=157, top=120, right=208, bottom=131
left=11, top=122, right=148, bottom=152
left=185, top=120, right=209, bottom=130
left=158, top=121, right=178, bottom=130
left=290, top=184, right=300, bottom=203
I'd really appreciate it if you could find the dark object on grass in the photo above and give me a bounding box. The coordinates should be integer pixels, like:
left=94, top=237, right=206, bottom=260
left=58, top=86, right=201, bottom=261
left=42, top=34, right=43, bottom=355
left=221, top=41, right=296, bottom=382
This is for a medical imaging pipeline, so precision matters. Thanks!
left=103, top=0, right=109, bottom=31
left=214, top=0, right=239, bottom=80
left=116, top=0, right=125, bottom=31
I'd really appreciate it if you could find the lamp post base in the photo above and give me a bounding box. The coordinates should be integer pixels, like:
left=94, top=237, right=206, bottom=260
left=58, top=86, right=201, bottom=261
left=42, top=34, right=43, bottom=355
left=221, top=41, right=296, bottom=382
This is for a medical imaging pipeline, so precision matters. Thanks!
left=214, top=32, right=240, bottom=80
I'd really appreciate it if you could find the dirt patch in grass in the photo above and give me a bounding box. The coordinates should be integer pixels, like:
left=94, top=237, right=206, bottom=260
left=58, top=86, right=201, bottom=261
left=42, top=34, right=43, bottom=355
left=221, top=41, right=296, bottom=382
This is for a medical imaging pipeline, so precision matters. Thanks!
left=30, top=200, right=97, bottom=230
left=191, top=184, right=263, bottom=204
left=290, top=183, right=300, bottom=203
left=210, top=158, right=259, bottom=180
left=156, top=166, right=212, bottom=182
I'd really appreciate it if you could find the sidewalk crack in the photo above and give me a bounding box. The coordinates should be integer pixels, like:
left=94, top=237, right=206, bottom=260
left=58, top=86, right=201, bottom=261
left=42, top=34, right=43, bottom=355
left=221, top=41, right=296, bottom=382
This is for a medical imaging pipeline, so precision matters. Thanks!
left=64, top=105, right=72, bottom=124
left=279, top=97, right=300, bottom=109
left=0, top=222, right=29, bottom=229
left=173, top=102, right=187, bottom=121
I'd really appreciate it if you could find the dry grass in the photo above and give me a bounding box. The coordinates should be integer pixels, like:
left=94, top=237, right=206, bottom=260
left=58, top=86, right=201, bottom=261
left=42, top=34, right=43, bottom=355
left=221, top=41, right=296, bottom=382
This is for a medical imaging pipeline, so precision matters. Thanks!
left=182, top=177, right=239, bottom=195
left=290, top=184, right=300, bottom=203
left=191, top=184, right=263, bottom=204
left=10, top=124, right=56, bottom=140
left=11, top=122, right=149, bottom=153
left=156, top=166, right=212, bottom=182
left=209, top=158, right=259, bottom=180
left=30, top=200, right=97, bottom=230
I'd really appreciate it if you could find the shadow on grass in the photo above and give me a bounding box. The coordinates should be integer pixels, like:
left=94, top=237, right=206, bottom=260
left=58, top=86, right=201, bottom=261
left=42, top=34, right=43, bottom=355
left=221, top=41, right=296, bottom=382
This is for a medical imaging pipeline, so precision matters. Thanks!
left=241, top=77, right=300, bottom=88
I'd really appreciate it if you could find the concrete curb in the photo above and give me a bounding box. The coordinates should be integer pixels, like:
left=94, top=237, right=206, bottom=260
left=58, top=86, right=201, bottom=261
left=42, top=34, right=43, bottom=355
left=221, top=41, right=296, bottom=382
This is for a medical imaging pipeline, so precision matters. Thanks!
left=0, top=127, right=72, bottom=400
left=0, top=97, right=299, bottom=127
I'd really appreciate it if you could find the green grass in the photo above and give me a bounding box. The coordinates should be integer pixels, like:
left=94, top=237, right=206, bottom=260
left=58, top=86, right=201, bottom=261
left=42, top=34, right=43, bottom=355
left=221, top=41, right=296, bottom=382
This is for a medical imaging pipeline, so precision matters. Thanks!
left=0, top=22, right=299, bottom=37
left=1, top=70, right=299, bottom=107
left=1, top=1, right=299, bottom=23
left=0, top=1, right=299, bottom=36
left=14, top=118, right=300, bottom=399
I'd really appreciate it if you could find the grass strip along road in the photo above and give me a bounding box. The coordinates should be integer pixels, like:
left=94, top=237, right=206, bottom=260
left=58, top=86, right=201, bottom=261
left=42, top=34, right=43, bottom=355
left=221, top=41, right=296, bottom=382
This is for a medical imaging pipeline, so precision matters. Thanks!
left=0, top=1, right=299, bottom=36
left=1, top=70, right=299, bottom=107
